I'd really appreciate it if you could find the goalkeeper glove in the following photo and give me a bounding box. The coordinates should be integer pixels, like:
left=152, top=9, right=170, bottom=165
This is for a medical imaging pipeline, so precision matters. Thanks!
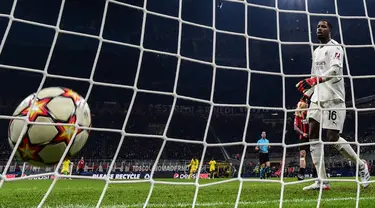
left=296, top=77, right=322, bottom=94
left=300, top=87, right=314, bottom=102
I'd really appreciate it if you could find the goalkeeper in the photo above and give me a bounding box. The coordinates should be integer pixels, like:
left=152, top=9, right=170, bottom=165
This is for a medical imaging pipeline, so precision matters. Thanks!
left=296, top=20, right=370, bottom=190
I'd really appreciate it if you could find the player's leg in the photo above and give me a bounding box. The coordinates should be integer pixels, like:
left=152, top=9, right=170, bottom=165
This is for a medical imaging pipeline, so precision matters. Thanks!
left=258, top=154, right=263, bottom=179
left=188, top=169, right=194, bottom=179
left=308, top=106, right=328, bottom=183
left=259, top=153, right=269, bottom=179
left=210, top=169, right=215, bottom=179
left=259, top=163, right=265, bottom=179
left=327, top=129, right=362, bottom=164
left=193, top=169, right=197, bottom=179
left=303, top=118, right=329, bottom=190
left=298, top=149, right=306, bottom=180
left=298, top=136, right=310, bottom=180
left=61, top=170, right=68, bottom=179
left=327, top=129, right=370, bottom=187
left=324, top=105, right=362, bottom=164
left=265, top=161, right=271, bottom=178
left=324, top=101, right=370, bottom=187
left=303, top=104, right=330, bottom=190
left=259, top=153, right=267, bottom=179
left=264, top=152, right=270, bottom=178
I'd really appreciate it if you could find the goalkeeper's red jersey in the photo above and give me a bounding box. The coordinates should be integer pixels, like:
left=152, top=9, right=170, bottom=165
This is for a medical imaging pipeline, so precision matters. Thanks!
left=294, top=113, right=309, bottom=140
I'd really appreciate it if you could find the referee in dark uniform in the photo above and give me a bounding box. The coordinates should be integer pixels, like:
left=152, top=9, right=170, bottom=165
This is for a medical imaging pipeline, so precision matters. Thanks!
left=255, top=131, right=270, bottom=179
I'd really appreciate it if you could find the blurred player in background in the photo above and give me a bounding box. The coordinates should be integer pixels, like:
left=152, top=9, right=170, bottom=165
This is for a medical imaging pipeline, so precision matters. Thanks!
left=209, top=158, right=216, bottom=179
left=294, top=99, right=310, bottom=180
left=78, top=157, right=85, bottom=175
left=188, top=156, right=199, bottom=179
left=256, top=131, right=270, bottom=179
left=61, top=159, right=71, bottom=179
left=296, top=20, right=370, bottom=190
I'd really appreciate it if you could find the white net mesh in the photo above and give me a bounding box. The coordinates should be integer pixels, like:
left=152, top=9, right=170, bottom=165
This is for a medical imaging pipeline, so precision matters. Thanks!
left=0, top=0, right=375, bottom=207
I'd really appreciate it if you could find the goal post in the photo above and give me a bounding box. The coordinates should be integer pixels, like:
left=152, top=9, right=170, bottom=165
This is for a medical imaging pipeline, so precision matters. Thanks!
left=0, top=0, right=374, bottom=207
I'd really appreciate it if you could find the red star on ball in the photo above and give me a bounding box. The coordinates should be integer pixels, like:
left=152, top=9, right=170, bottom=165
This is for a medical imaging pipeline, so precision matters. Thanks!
left=62, top=88, right=81, bottom=104
left=21, top=98, right=51, bottom=121
left=18, top=137, right=41, bottom=161
left=55, top=115, right=82, bottom=144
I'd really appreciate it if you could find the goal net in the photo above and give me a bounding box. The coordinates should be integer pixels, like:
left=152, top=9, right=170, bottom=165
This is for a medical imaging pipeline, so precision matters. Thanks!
left=0, top=0, right=374, bottom=207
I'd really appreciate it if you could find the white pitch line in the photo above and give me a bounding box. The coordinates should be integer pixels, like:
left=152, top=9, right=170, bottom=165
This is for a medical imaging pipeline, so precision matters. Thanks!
left=43, top=196, right=375, bottom=208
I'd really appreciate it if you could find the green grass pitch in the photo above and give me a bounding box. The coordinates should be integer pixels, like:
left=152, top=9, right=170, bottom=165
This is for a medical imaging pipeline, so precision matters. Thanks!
left=0, top=178, right=374, bottom=207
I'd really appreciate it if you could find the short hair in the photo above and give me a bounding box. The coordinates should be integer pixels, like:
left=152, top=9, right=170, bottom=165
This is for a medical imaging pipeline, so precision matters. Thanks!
left=320, top=20, right=333, bottom=31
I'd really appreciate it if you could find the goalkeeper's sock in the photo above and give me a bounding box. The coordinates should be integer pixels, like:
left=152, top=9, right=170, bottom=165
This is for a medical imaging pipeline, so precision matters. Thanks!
left=310, top=139, right=328, bottom=181
left=334, top=137, right=365, bottom=169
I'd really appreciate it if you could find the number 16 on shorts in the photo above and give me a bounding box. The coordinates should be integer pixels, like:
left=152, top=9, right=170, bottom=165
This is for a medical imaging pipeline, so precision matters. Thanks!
left=324, top=109, right=345, bottom=132
left=328, top=110, right=337, bottom=121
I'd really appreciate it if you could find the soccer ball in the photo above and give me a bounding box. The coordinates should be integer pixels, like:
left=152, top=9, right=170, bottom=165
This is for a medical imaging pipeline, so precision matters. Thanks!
left=8, top=87, right=91, bottom=167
